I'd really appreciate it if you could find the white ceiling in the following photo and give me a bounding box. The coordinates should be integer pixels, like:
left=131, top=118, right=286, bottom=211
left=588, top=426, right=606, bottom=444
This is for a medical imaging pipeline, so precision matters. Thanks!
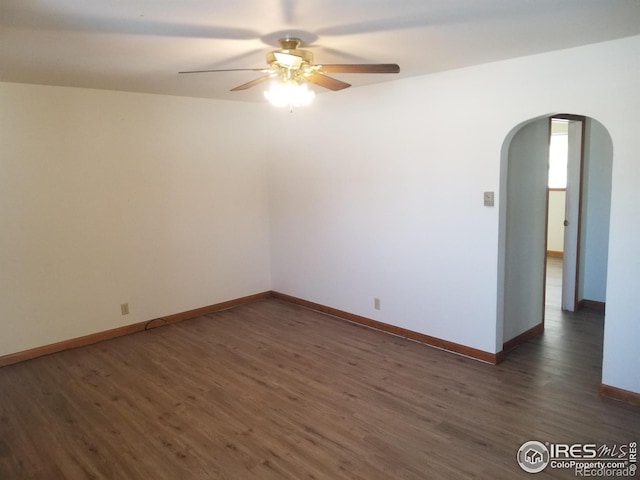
left=2, top=0, right=640, bottom=103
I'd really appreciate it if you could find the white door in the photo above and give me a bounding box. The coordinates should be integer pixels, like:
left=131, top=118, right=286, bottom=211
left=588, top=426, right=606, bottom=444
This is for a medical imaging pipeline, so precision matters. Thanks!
left=562, top=118, right=584, bottom=312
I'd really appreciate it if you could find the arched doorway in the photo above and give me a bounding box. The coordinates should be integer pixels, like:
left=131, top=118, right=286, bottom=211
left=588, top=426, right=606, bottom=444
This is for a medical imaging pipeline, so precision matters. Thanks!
left=497, top=114, right=613, bottom=355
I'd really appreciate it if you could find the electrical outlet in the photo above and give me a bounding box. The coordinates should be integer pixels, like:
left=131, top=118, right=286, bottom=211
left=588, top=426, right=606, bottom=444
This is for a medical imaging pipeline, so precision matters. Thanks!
left=374, top=298, right=381, bottom=310
left=121, top=303, right=129, bottom=315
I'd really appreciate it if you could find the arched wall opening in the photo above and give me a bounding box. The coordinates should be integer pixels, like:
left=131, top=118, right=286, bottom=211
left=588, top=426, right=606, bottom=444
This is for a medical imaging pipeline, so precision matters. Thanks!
left=497, top=114, right=613, bottom=356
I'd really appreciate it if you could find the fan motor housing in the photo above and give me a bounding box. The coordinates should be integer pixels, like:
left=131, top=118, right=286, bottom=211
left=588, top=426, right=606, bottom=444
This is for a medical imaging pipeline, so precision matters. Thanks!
left=267, top=37, right=314, bottom=68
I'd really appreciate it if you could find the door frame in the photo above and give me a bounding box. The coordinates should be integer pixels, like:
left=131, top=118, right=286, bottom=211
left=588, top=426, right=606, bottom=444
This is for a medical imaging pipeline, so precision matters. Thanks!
left=552, top=114, right=586, bottom=312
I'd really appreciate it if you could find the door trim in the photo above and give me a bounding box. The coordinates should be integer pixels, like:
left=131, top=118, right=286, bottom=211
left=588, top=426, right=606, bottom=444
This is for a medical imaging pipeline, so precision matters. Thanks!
left=553, top=114, right=586, bottom=311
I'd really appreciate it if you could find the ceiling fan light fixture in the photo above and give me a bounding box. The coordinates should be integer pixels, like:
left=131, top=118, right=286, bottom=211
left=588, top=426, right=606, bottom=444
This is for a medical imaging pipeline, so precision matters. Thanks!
left=180, top=37, right=399, bottom=102
left=264, top=79, right=315, bottom=108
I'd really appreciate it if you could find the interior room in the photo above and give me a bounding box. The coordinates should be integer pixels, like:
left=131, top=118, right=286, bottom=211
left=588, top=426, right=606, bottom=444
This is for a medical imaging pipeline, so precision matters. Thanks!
left=1, top=1, right=639, bottom=478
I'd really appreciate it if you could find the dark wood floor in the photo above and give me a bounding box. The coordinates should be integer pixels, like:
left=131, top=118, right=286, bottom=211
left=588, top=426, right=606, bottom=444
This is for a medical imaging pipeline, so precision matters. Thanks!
left=1, top=268, right=638, bottom=479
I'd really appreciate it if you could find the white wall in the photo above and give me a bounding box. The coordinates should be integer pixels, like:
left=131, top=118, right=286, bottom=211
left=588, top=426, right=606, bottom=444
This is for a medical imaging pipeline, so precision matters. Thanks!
left=268, top=35, right=640, bottom=393
left=579, top=119, right=612, bottom=303
left=547, top=191, right=565, bottom=253
left=503, top=119, right=549, bottom=342
left=268, top=88, right=502, bottom=354
left=0, top=83, right=272, bottom=357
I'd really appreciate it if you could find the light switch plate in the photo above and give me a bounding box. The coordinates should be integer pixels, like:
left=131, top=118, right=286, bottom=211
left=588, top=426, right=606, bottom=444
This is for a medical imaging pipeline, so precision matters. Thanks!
left=484, top=191, right=495, bottom=207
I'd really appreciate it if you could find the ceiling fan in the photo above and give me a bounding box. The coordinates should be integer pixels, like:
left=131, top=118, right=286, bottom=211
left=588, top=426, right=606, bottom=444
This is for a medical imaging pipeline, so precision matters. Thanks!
left=179, top=37, right=400, bottom=94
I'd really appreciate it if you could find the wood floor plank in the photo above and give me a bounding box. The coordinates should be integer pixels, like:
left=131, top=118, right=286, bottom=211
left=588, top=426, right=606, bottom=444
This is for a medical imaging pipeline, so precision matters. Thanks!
left=0, top=289, right=638, bottom=479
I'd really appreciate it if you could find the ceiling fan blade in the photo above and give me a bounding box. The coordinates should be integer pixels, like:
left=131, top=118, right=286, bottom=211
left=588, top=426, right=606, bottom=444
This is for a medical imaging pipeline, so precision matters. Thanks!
left=230, top=74, right=274, bottom=91
left=319, top=64, right=400, bottom=74
left=280, top=0, right=297, bottom=23
left=5, top=8, right=261, bottom=41
left=179, top=68, right=269, bottom=74
left=305, top=73, right=351, bottom=91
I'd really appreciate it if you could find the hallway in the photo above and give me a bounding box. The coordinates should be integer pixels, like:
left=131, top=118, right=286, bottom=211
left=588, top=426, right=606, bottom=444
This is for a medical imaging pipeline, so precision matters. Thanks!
left=506, top=256, right=611, bottom=404
left=545, top=256, right=563, bottom=309
left=542, top=256, right=601, bottom=370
